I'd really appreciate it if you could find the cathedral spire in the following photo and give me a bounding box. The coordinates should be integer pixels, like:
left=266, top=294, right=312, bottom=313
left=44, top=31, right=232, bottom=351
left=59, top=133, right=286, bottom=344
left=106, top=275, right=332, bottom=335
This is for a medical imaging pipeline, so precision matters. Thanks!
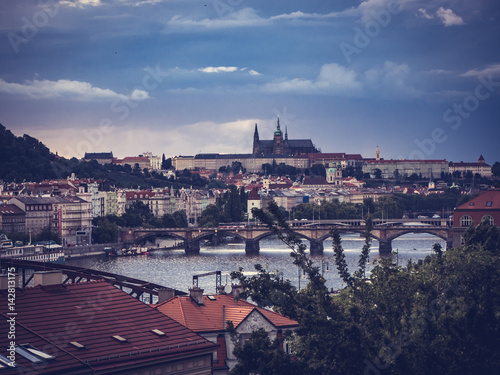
left=285, top=126, right=288, bottom=141
left=274, top=116, right=282, bottom=136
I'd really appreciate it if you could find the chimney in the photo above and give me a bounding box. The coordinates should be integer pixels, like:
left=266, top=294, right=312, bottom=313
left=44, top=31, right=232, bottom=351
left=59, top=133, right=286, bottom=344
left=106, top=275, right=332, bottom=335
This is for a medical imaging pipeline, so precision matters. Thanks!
left=231, top=284, right=244, bottom=299
left=33, top=271, right=63, bottom=286
left=157, top=288, right=175, bottom=303
left=189, top=287, right=204, bottom=305
left=0, top=273, right=21, bottom=290
left=216, top=285, right=226, bottom=295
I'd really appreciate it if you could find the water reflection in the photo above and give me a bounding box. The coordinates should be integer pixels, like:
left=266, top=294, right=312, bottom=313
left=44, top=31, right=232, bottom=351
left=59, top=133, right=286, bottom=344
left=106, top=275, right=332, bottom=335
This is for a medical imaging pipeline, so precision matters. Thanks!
left=67, top=233, right=444, bottom=294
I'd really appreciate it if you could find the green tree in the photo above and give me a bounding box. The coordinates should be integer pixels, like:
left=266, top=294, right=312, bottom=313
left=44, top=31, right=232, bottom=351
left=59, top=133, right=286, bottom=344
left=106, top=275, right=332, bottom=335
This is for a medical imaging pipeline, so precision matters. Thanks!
left=262, top=163, right=273, bottom=175
left=92, top=218, right=118, bottom=243
left=310, top=163, right=326, bottom=178
left=223, top=185, right=244, bottom=222
left=198, top=204, right=221, bottom=227
left=228, top=326, right=304, bottom=375
left=229, top=201, right=500, bottom=375
left=493, top=161, right=500, bottom=177
left=172, top=210, right=188, bottom=227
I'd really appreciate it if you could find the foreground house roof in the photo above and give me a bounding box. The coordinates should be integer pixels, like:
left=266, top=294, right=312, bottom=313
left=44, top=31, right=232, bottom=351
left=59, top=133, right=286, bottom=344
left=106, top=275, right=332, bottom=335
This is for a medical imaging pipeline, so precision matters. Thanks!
left=155, top=294, right=298, bottom=333
left=0, top=280, right=217, bottom=374
left=455, top=190, right=500, bottom=211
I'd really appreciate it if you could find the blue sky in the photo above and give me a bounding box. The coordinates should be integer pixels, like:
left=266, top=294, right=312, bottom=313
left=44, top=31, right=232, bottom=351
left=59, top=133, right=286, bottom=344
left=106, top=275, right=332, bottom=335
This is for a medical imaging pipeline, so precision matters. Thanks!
left=0, top=0, right=499, bottom=165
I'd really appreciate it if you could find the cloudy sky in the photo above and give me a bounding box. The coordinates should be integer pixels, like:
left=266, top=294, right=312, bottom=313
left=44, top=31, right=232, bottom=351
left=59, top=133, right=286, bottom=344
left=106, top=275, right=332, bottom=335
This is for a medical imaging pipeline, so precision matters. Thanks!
left=0, top=0, right=499, bottom=164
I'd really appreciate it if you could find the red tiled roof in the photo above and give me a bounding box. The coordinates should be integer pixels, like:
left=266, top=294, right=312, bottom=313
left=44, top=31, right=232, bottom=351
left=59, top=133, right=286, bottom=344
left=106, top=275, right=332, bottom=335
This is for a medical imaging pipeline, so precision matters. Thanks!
left=156, top=294, right=298, bottom=333
left=365, top=159, right=447, bottom=163
left=268, top=183, right=293, bottom=190
left=302, top=176, right=329, bottom=186
left=248, top=188, right=260, bottom=200
left=0, top=316, right=91, bottom=374
left=0, top=281, right=217, bottom=373
left=0, top=204, right=25, bottom=215
left=455, top=190, right=500, bottom=211
left=449, top=161, right=490, bottom=167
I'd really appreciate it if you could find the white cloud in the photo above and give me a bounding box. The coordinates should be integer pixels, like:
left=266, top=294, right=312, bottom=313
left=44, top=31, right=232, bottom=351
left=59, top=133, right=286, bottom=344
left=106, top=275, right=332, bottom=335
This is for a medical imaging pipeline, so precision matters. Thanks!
left=169, top=8, right=267, bottom=29
left=249, top=70, right=262, bottom=76
left=364, top=61, right=422, bottom=98
left=198, top=66, right=239, bottom=73
left=460, top=63, right=500, bottom=77
left=436, top=7, right=464, bottom=26
left=262, top=63, right=361, bottom=94
left=59, top=0, right=102, bottom=8
left=0, top=78, right=149, bottom=101
left=418, top=8, right=433, bottom=19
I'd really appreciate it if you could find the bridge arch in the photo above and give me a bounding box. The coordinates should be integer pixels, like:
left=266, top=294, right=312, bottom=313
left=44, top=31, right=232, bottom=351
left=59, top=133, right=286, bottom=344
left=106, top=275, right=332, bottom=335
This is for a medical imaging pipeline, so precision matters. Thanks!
left=134, top=231, right=187, bottom=244
left=386, top=230, right=449, bottom=243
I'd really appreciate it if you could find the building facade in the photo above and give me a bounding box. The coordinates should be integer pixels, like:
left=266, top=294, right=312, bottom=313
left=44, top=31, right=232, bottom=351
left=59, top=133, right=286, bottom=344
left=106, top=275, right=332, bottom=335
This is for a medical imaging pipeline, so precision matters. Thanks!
left=0, top=204, right=26, bottom=235
left=363, top=159, right=449, bottom=179
left=449, top=155, right=492, bottom=178
left=173, top=154, right=310, bottom=173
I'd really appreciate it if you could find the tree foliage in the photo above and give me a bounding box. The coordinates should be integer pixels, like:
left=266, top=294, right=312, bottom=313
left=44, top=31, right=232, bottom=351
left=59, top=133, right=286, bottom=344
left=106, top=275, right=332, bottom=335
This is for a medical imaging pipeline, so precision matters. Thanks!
left=229, top=201, right=500, bottom=374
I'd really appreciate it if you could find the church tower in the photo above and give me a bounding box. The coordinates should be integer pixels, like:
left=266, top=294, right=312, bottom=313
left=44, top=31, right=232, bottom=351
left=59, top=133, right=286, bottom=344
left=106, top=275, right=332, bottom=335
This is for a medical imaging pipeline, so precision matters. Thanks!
left=253, top=123, right=260, bottom=154
left=273, top=116, right=284, bottom=154
left=375, top=146, right=380, bottom=161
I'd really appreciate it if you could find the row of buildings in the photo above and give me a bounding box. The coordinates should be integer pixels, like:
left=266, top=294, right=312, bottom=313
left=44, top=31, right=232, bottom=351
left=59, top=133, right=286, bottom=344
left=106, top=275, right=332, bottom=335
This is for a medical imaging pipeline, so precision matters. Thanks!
left=0, top=178, right=220, bottom=243
left=82, top=120, right=493, bottom=179
left=172, top=152, right=492, bottom=178
left=83, top=151, right=162, bottom=171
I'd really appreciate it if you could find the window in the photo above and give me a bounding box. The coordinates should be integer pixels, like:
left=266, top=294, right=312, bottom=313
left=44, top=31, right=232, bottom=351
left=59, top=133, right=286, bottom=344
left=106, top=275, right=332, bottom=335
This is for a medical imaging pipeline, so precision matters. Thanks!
left=69, top=341, right=85, bottom=349
left=151, top=329, right=166, bottom=336
left=460, top=215, right=473, bottom=227
left=111, top=335, right=128, bottom=343
left=469, top=202, right=474, bottom=206
left=482, top=215, right=494, bottom=226
left=486, top=201, right=492, bottom=207
left=0, top=353, right=14, bottom=369
left=15, top=344, right=55, bottom=364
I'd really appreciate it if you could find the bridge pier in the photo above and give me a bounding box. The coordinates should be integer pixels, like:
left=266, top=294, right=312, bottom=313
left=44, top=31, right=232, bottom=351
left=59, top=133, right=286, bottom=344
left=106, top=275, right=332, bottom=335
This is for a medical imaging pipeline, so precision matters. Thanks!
left=245, top=239, right=260, bottom=256
left=378, top=239, right=392, bottom=256
left=309, top=239, right=324, bottom=256
left=185, top=240, right=200, bottom=255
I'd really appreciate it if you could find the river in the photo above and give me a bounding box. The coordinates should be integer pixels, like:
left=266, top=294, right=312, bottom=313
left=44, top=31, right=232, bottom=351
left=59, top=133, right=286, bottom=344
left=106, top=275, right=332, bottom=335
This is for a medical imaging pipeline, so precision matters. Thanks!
left=65, top=233, right=444, bottom=295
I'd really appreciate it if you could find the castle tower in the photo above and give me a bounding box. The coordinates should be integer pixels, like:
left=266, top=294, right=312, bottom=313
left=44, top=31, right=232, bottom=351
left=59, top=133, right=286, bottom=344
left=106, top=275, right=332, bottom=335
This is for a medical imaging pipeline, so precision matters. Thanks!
left=253, top=123, right=260, bottom=154
left=273, top=116, right=284, bottom=154
left=375, top=146, right=380, bottom=161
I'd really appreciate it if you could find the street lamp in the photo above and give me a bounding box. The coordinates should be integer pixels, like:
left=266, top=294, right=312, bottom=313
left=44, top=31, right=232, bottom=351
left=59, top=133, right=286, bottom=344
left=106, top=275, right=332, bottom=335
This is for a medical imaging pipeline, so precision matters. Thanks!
left=321, top=260, right=329, bottom=276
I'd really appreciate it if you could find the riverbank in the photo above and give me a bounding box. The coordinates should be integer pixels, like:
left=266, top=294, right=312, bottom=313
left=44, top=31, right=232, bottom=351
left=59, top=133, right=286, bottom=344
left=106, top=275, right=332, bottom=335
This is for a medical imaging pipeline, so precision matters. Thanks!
left=64, top=243, right=123, bottom=259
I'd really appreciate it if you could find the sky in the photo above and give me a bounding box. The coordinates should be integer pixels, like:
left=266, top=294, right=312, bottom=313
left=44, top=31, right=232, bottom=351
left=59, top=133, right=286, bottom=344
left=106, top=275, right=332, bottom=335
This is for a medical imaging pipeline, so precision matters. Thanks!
left=0, top=0, right=499, bottom=164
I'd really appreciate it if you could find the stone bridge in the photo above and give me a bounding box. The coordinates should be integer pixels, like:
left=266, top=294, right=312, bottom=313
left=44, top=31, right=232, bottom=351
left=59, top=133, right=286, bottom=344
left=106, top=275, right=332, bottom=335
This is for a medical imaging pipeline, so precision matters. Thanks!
left=119, top=218, right=456, bottom=256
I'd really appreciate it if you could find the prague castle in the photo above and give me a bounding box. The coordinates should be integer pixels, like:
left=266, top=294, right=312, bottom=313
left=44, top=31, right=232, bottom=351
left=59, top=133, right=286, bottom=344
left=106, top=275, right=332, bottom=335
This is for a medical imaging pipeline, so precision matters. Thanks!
left=253, top=117, right=319, bottom=156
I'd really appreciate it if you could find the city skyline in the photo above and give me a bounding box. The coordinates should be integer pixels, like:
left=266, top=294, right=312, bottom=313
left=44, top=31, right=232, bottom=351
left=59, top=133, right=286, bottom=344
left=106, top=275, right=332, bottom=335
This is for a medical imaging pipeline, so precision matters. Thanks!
left=1, top=0, right=499, bottom=163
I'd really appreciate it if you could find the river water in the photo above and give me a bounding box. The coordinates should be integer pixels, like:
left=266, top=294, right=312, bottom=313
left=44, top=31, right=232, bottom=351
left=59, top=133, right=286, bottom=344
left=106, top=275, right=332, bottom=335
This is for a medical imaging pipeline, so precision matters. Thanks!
left=66, top=233, right=444, bottom=295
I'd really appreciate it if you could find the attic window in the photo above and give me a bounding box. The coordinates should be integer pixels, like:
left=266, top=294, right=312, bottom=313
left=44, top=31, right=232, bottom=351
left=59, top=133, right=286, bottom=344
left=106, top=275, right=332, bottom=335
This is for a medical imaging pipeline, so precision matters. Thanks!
left=207, top=295, right=217, bottom=301
left=486, top=201, right=492, bottom=207
left=469, top=202, right=474, bottom=206
left=15, top=344, right=55, bottom=363
left=111, top=335, right=128, bottom=343
left=69, top=341, right=85, bottom=349
left=151, top=329, right=166, bottom=336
